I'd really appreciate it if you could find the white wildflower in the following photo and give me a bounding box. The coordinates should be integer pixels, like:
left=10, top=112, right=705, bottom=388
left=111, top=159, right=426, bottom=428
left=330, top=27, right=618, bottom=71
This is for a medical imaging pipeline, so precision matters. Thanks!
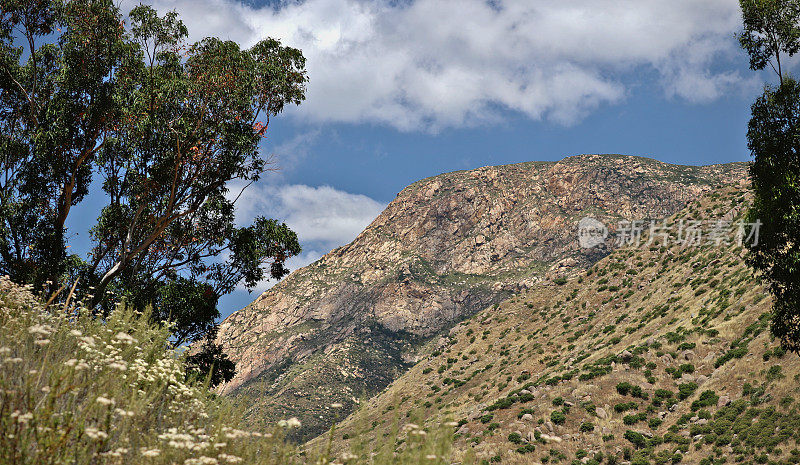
left=218, top=454, right=243, bottom=464
left=114, top=408, right=134, bottom=417
left=331, top=403, right=343, bottom=408
left=140, top=448, right=161, bottom=457
left=108, top=361, right=127, bottom=371
left=28, top=324, right=52, bottom=336
left=96, top=396, right=115, bottom=406
left=70, top=329, right=82, bottom=337
left=34, top=339, right=50, bottom=346
left=11, top=411, right=33, bottom=424
left=114, top=332, right=136, bottom=344
left=184, top=457, right=218, bottom=465
left=287, top=417, right=301, bottom=428
left=402, top=423, right=420, bottom=432
left=64, top=359, right=77, bottom=367
left=84, top=427, right=108, bottom=440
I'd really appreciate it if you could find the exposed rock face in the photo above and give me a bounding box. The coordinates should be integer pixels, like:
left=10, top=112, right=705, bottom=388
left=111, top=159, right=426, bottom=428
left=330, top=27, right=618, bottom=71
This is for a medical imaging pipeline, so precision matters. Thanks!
left=215, top=154, right=748, bottom=440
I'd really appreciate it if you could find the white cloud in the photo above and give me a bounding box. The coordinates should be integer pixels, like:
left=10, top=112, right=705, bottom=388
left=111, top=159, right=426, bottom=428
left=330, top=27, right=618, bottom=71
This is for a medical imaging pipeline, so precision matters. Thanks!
left=124, top=0, right=748, bottom=130
left=227, top=181, right=385, bottom=290
left=230, top=182, right=386, bottom=249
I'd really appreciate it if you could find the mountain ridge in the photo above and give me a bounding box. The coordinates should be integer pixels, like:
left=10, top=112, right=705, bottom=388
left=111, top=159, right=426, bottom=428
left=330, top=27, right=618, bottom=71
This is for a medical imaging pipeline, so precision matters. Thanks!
left=317, top=185, right=800, bottom=465
left=216, top=154, right=749, bottom=440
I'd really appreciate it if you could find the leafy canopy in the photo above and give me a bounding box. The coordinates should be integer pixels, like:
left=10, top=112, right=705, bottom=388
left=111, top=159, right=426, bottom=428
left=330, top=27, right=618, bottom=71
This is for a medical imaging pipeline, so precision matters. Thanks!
left=740, top=0, right=800, bottom=351
left=0, top=0, right=307, bottom=383
left=738, top=0, right=800, bottom=83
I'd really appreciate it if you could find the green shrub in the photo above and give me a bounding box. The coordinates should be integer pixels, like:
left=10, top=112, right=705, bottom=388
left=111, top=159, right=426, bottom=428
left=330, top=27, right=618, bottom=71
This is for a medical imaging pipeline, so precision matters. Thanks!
left=551, top=410, right=567, bottom=425
left=617, top=382, right=633, bottom=396
left=691, top=390, right=719, bottom=411
left=677, top=382, right=698, bottom=400
left=624, top=430, right=648, bottom=449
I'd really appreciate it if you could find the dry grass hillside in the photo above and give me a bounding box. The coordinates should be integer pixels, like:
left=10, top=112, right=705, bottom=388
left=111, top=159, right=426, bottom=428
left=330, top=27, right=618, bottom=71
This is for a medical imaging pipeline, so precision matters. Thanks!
left=318, top=186, right=800, bottom=465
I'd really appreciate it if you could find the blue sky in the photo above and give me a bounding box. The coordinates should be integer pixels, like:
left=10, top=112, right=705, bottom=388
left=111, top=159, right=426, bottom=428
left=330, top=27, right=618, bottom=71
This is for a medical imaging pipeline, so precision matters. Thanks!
left=69, top=0, right=781, bottom=319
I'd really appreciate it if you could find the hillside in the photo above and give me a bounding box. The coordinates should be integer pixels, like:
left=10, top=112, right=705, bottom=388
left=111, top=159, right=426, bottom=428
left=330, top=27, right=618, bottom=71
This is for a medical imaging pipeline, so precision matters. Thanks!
left=216, top=154, right=749, bottom=440
left=320, top=186, right=800, bottom=465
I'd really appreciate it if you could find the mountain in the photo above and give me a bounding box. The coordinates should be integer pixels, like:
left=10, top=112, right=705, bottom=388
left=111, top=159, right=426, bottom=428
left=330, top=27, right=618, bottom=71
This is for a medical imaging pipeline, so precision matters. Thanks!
left=318, top=185, right=800, bottom=465
left=215, top=154, right=748, bottom=440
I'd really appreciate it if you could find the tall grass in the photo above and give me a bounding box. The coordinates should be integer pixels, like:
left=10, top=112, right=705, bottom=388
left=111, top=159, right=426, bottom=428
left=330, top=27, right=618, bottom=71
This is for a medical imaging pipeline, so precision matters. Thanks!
left=0, top=277, right=458, bottom=465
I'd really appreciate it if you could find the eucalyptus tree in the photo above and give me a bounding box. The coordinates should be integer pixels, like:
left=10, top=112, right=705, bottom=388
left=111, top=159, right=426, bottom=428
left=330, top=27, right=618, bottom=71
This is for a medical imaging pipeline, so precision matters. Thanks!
left=0, top=0, right=307, bottom=383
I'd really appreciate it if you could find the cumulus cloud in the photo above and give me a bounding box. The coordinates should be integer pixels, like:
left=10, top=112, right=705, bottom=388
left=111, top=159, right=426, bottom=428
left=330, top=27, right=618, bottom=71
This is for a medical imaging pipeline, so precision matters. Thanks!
left=226, top=181, right=385, bottom=289
left=124, top=0, right=748, bottom=129
left=230, top=182, right=386, bottom=249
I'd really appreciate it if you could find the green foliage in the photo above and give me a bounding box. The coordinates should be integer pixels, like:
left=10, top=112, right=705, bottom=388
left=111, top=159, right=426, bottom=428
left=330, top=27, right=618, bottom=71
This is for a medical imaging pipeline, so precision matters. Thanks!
left=624, top=430, right=647, bottom=449
left=738, top=0, right=800, bottom=81
left=551, top=410, right=566, bottom=425
left=677, top=382, right=698, bottom=400
left=740, top=2, right=800, bottom=351
left=690, top=391, right=720, bottom=411
left=0, top=0, right=307, bottom=383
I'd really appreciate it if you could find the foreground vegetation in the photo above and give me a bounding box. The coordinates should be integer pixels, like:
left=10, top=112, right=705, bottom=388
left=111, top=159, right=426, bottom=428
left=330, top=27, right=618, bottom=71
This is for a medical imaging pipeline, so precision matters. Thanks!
left=0, top=277, right=459, bottom=464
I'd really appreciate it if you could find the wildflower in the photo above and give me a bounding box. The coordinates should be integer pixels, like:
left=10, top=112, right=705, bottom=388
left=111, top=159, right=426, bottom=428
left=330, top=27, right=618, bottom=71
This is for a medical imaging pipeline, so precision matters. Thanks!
left=0, top=347, right=10, bottom=354
left=5, top=357, right=23, bottom=363
left=78, top=336, right=96, bottom=347
left=65, top=359, right=77, bottom=367
left=41, top=386, right=51, bottom=393
left=84, top=427, right=108, bottom=440
left=108, top=361, right=127, bottom=371
left=426, top=454, right=438, bottom=460
left=114, top=408, right=135, bottom=417
left=140, top=448, right=161, bottom=457
left=402, top=423, right=420, bottom=432
left=34, top=339, right=50, bottom=346
left=28, top=369, right=38, bottom=375
left=75, top=361, right=89, bottom=370
left=331, top=402, right=343, bottom=408
left=114, top=332, right=136, bottom=344
left=184, top=457, right=218, bottom=465
left=11, top=411, right=33, bottom=424
left=341, top=452, right=358, bottom=461
left=28, top=324, right=52, bottom=336
left=70, top=330, right=82, bottom=337
left=96, top=396, right=115, bottom=406
left=444, top=421, right=459, bottom=427
left=213, top=442, right=227, bottom=449
left=286, top=417, right=301, bottom=428
left=218, top=454, right=243, bottom=464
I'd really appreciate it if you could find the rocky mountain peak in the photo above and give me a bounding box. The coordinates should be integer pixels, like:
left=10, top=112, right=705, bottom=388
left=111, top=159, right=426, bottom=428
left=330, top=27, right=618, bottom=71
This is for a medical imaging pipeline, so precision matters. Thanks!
left=216, top=154, right=748, bottom=440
